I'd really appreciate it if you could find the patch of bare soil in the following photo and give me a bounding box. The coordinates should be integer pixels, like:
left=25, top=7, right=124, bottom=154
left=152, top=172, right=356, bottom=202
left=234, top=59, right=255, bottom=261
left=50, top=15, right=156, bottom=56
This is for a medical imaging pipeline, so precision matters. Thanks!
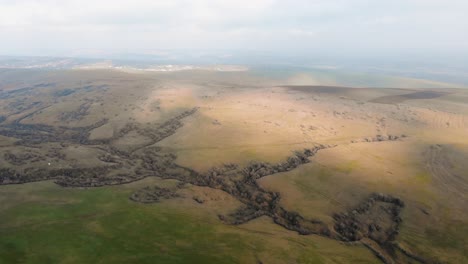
left=370, top=91, right=449, bottom=104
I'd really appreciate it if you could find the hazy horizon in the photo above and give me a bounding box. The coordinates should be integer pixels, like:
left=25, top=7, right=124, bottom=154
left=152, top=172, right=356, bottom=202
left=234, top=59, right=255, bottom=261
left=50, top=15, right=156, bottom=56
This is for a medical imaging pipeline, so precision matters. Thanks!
left=1, top=0, right=468, bottom=85
left=1, top=0, right=467, bottom=58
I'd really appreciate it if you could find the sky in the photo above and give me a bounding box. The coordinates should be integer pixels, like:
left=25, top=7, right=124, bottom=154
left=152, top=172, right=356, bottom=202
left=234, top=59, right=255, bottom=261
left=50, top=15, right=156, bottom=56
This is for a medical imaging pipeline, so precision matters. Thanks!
left=0, top=0, right=467, bottom=58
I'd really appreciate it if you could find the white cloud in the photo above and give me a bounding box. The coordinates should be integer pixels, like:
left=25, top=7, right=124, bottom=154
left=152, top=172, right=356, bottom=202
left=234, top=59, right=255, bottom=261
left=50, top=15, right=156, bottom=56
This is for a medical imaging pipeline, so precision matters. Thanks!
left=0, top=0, right=467, bottom=56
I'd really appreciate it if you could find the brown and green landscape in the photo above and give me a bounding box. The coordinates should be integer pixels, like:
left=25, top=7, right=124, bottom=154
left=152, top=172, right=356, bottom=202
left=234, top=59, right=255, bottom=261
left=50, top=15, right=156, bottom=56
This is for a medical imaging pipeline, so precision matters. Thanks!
left=0, top=66, right=466, bottom=264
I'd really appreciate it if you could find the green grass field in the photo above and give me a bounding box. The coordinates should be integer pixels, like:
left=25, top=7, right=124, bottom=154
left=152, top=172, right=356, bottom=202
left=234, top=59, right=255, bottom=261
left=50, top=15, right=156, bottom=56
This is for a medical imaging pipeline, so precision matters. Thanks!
left=0, top=181, right=250, bottom=264
left=0, top=180, right=379, bottom=264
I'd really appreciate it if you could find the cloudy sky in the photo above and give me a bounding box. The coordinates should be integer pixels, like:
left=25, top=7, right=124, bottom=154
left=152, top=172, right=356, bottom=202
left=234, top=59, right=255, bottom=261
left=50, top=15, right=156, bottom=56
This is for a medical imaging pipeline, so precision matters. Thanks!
left=0, top=0, right=467, bottom=57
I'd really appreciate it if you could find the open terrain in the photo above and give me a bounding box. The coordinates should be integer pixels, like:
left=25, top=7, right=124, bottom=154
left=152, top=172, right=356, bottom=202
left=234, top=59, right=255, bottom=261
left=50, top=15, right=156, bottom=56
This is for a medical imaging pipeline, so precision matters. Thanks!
left=0, top=68, right=467, bottom=263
